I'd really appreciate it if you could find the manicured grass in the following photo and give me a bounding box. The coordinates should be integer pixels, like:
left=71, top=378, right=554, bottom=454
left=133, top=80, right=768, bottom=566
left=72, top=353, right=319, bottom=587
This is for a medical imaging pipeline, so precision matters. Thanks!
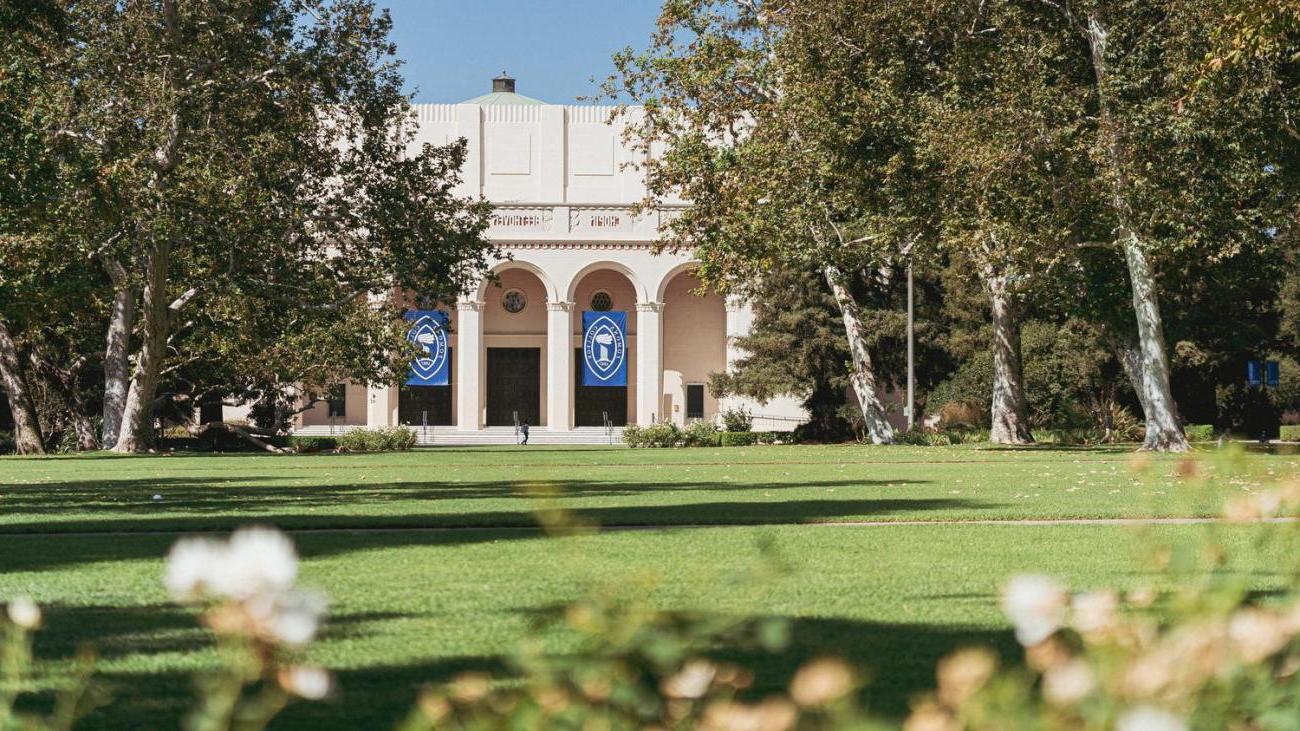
left=2, top=444, right=1297, bottom=534
left=4, top=523, right=1297, bottom=728
left=2, top=445, right=1299, bottom=728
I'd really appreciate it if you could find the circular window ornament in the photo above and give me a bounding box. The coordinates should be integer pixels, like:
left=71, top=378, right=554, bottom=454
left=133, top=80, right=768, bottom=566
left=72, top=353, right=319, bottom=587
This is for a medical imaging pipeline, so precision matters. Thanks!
left=502, top=289, right=527, bottom=314
left=590, top=290, right=614, bottom=312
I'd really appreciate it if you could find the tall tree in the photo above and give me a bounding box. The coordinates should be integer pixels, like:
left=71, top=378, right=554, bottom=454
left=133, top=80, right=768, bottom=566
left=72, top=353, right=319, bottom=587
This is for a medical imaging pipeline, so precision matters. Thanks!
left=610, top=0, right=955, bottom=444
left=38, top=0, right=493, bottom=452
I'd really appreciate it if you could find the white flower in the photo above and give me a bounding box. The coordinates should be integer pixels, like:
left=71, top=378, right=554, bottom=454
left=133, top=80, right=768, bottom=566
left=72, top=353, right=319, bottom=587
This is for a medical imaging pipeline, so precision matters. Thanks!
left=662, top=659, right=716, bottom=699
left=247, top=588, right=328, bottom=647
left=1001, top=575, right=1068, bottom=646
left=1042, top=659, right=1094, bottom=706
left=207, top=527, right=298, bottom=601
left=6, top=596, right=41, bottom=629
left=279, top=665, right=332, bottom=699
left=164, top=537, right=225, bottom=602
left=1116, top=706, right=1187, bottom=731
left=1228, top=608, right=1290, bottom=664
left=1072, top=590, right=1119, bottom=639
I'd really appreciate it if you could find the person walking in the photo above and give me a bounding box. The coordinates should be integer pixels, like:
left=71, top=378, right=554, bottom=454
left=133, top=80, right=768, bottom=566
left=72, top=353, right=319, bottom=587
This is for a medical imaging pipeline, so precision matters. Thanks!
left=519, top=420, right=529, bottom=445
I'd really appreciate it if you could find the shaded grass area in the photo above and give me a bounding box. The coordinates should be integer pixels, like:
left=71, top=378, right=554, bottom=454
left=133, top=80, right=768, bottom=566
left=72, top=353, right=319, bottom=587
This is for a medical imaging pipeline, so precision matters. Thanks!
left=2, top=444, right=1298, bottom=534
left=3, top=523, right=1297, bottom=728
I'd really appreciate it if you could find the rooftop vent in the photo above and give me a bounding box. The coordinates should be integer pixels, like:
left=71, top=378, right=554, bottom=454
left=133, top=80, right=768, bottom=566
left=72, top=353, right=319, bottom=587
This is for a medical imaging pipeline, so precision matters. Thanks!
left=492, top=72, right=515, bottom=94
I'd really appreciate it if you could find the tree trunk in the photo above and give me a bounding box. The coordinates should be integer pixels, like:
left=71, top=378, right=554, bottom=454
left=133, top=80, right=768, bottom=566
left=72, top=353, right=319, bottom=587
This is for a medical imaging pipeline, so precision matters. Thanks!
left=823, top=265, right=896, bottom=444
left=113, top=240, right=171, bottom=453
left=1084, top=15, right=1188, bottom=452
left=1110, top=334, right=1154, bottom=444
left=987, top=279, right=1033, bottom=445
left=1120, top=233, right=1188, bottom=450
left=101, top=260, right=134, bottom=450
left=72, top=413, right=99, bottom=451
left=0, top=320, right=46, bottom=454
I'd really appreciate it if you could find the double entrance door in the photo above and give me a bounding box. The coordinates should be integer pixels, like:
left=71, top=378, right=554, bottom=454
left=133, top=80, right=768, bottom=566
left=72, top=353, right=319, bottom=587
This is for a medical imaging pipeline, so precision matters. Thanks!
left=486, top=348, right=540, bottom=427
left=483, top=346, right=629, bottom=428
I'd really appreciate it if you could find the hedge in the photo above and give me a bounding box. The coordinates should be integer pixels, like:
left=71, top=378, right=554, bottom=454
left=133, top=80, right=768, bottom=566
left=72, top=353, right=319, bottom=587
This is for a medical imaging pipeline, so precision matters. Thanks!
left=1184, top=424, right=1215, bottom=442
left=286, top=436, right=339, bottom=453
left=1282, top=425, right=1300, bottom=443
left=719, top=431, right=759, bottom=447
left=337, top=427, right=416, bottom=452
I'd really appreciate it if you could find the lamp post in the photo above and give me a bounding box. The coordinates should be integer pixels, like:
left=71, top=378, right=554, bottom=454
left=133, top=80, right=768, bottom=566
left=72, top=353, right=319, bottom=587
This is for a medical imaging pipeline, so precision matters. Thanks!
left=907, top=263, right=915, bottom=431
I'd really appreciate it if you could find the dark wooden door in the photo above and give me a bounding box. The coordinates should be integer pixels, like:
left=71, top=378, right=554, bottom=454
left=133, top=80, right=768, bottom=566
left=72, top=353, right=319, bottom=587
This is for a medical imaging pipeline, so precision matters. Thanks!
left=486, top=348, right=540, bottom=426
left=574, top=347, right=628, bottom=426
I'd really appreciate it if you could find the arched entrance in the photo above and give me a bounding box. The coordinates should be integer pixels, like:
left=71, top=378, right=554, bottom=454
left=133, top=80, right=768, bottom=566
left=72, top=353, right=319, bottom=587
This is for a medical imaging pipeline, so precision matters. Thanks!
left=482, top=267, right=550, bottom=427
left=661, top=269, right=726, bottom=425
left=569, top=268, right=639, bottom=426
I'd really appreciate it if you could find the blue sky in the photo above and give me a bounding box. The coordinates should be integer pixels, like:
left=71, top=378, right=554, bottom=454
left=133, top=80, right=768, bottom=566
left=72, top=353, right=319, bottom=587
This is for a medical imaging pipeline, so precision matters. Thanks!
left=381, top=1, right=663, bottom=104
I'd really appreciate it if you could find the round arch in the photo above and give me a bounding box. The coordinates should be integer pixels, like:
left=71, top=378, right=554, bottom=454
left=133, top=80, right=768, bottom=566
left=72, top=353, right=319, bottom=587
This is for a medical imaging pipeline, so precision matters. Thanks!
left=654, top=261, right=705, bottom=302
left=475, top=259, right=559, bottom=303
left=564, top=260, right=648, bottom=304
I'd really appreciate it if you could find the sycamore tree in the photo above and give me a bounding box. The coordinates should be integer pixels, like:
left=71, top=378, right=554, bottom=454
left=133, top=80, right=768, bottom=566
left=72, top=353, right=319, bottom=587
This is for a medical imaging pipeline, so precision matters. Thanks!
left=609, top=0, right=952, bottom=444
left=21, top=0, right=493, bottom=452
left=1027, top=0, right=1299, bottom=451
left=906, top=0, right=1100, bottom=444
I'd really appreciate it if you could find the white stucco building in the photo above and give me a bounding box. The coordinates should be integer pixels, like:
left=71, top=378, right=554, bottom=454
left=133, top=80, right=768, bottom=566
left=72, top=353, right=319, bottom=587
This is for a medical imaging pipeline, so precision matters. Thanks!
left=295, top=75, right=806, bottom=443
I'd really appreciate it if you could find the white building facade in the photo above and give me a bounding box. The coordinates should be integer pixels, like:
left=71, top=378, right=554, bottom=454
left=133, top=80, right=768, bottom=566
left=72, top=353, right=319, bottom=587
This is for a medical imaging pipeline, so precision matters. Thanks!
left=296, top=76, right=805, bottom=442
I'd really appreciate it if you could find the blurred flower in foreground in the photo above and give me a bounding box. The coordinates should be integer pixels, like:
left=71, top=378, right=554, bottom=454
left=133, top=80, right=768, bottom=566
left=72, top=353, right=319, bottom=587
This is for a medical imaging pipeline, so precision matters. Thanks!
left=164, top=526, right=331, bottom=730
left=1116, top=705, right=1187, bottom=731
left=6, top=596, right=41, bottom=630
left=1001, top=574, right=1068, bottom=645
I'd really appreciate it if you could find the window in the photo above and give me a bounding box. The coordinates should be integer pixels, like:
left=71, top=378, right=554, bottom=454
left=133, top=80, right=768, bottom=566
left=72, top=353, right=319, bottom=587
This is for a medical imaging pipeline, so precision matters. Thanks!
left=686, top=384, right=705, bottom=420
left=327, top=384, right=346, bottom=418
left=590, top=290, right=613, bottom=312
left=502, top=289, right=527, bottom=314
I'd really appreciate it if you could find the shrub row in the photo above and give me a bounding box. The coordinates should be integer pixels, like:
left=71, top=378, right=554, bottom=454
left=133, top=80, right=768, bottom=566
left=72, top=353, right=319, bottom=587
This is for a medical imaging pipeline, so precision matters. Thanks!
left=1184, top=424, right=1215, bottom=442
left=0, top=430, right=13, bottom=455
left=285, top=436, right=339, bottom=453
left=1282, top=425, right=1300, bottom=442
left=336, top=427, right=416, bottom=452
left=896, top=428, right=991, bottom=446
left=623, top=423, right=779, bottom=448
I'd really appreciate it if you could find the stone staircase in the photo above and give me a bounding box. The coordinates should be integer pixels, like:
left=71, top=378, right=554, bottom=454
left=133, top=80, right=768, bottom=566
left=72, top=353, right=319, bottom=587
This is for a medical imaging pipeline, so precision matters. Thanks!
left=292, top=425, right=624, bottom=446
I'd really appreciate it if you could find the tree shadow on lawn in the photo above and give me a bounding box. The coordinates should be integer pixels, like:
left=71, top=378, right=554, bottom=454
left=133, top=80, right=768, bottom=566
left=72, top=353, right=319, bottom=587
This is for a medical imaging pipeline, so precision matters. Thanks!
left=1, top=474, right=937, bottom=516
left=51, top=613, right=1015, bottom=730
left=0, top=496, right=998, bottom=572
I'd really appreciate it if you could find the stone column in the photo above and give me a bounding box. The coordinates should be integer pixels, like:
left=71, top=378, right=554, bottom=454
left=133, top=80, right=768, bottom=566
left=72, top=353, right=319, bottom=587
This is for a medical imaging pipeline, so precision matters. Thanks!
left=724, top=296, right=752, bottom=372
left=635, top=301, right=665, bottom=425
left=456, top=300, right=484, bottom=430
left=366, top=385, right=397, bottom=427
left=546, top=301, right=575, bottom=431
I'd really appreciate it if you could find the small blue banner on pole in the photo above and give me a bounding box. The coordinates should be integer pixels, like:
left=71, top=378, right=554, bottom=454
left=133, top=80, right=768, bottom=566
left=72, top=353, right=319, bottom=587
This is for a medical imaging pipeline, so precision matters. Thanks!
left=581, top=311, right=627, bottom=387
left=1247, top=360, right=1263, bottom=388
left=1266, top=360, right=1281, bottom=388
left=405, top=310, right=450, bottom=386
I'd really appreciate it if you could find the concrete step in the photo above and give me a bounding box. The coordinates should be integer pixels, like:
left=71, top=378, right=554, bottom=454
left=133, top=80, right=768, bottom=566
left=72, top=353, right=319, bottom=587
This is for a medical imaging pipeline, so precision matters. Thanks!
left=292, top=425, right=624, bottom=446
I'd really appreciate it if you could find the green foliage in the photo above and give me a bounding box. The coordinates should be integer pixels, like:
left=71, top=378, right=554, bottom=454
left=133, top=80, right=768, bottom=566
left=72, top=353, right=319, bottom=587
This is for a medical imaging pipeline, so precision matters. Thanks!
left=337, top=427, right=416, bottom=453
left=287, top=437, right=338, bottom=454
left=0, top=430, right=12, bottom=455
left=681, top=419, right=720, bottom=447
left=755, top=431, right=778, bottom=445
left=720, top=408, right=753, bottom=433
left=1281, top=425, right=1300, bottom=442
left=896, top=428, right=991, bottom=447
left=1185, top=424, right=1216, bottom=442
left=719, top=431, right=759, bottom=447
left=622, top=423, right=682, bottom=448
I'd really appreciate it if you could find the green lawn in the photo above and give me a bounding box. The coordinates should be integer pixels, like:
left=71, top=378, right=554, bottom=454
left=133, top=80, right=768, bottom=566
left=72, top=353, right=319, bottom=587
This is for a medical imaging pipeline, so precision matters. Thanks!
left=1, top=444, right=1298, bottom=728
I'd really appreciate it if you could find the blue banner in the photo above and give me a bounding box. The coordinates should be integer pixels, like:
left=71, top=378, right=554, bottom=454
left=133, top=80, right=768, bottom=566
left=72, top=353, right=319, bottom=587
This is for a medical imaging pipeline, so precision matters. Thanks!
left=1248, top=360, right=1263, bottom=388
left=581, top=311, right=627, bottom=387
left=1266, top=360, right=1281, bottom=388
left=405, top=310, right=450, bottom=386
